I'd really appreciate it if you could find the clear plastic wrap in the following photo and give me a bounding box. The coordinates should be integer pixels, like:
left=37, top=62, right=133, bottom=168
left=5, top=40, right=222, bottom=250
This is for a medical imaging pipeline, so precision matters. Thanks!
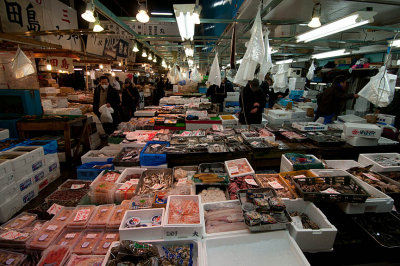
left=208, top=53, right=221, bottom=86
left=54, top=230, right=83, bottom=248
left=67, top=205, right=96, bottom=229
left=258, top=30, right=273, bottom=81
left=1, top=212, right=37, bottom=230
left=88, top=204, right=115, bottom=228
left=93, top=231, right=119, bottom=255
left=72, top=230, right=103, bottom=255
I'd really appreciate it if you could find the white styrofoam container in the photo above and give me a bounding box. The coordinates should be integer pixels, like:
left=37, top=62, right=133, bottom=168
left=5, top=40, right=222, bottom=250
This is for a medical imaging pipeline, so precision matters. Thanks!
left=7, top=146, right=44, bottom=162
left=19, top=185, right=37, bottom=207
left=0, top=159, right=13, bottom=180
left=284, top=199, right=337, bottom=252
left=0, top=181, right=18, bottom=203
left=342, top=133, right=379, bottom=147
left=290, top=108, right=307, bottom=120
left=226, top=92, right=240, bottom=102
left=203, top=231, right=310, bottom=266
left=280, top=154, right=322, bottom=173
left=311, top=169, right=394, bottom=214
left=32, top=168, right=46, bottom=184
left=13, top=157, right=45, bottom=181
left=202, top=200, right=248, bottom=238
left=265, top=114, right=291, bottom=125
left=0, top=129, right=9, bottom=141
left=0, top=152, right=32, bottom=171
left=140, top=164, right=168, bottom=169
left=0, top=172, right=14, bottom=188
left=343, top=123, right=382, bottom=139
left=224, top=158, right=255, bottom=178
left=292, top=122, right=327, bottom=132
left=100, top=145, right=123, bottom=153
left=358, top=153, right=400, bottom=172
left=219, top=115, right=238, bottom=126
left=44, top=153, right=59, bottom=165
left=164, top=195, right=204, bottom=239
left=116, top=168, right=147, bottom=184
left=119, top=208, right=165, bottom=241
left=0, top=194, right=22, bottom=223
left=376, top=113, right=396, bottom=125
left=268, top=109, right=292, bottom=120
left=378, top=137, right=400, bottom=146
left=81, top=150, right=118, bottom=164
left=337, top=114, right=366, bottom=124
left=324, top=160, right=362, bottom=170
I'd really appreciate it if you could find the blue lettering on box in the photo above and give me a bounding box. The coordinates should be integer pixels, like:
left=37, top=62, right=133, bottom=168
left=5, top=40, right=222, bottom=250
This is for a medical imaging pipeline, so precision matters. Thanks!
left=49, top=163, right=58, bottom=172
left=34, top=171, right=45, bottom=182
left=19, top=178, right=32, bottom=192
left=32, top=161, right=43, bottom=172
left=23, top=190, right=35, bottom=204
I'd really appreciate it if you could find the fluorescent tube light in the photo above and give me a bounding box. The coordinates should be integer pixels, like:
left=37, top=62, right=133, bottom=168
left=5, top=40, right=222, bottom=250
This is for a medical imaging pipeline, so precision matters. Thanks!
left=174, top=4, right=197, bottom=41
left=151, top=12, right=173, bottom=16
left=312, top=49, right=350, bottom=59
left=276, top=59, right=293, bottom=65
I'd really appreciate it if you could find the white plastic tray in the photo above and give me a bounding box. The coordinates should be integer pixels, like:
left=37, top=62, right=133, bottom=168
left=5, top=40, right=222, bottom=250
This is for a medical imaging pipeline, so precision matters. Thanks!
left=224, top=158, right=255, bottom=178
left=116, top=168, right=147, bottom=183
left=81, top=150, right=118, bottom=164
left=358, top=153, right=400, bottom=172
left=324, top=160, right=362, bottom=170
left=203, top=231, right=310, bottom=266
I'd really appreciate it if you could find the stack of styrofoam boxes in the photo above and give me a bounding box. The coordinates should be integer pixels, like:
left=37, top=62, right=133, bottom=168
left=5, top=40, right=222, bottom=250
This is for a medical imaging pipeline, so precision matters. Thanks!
left=280, top=154, right=322, bottom=173
left=224, top=92, right=240, bottom=113
left=264, top=109, right=292, bottom=125
left=341, top=123, right=383, bottom=146
left=44, top=151, right=61, bottom=186
left=358, top=153, right=400, bottom=173
left=337, top=114, right=366, bottom=124
left=311, top=169, right=394, bottom=214
left=0, top=129, right=9, bottom=141
left=290, top=108, right=309, bottom=122
left=0, top=146, right=46, bottom=222
left=375, top=113, right=396, bottom=126
left=284, top=199, right=337, bottom=252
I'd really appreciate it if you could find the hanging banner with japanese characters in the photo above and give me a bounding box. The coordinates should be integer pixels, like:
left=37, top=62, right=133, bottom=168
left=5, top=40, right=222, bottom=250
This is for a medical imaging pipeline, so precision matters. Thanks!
left=0, top=0, right=44, bottom=32
left=47, top=57, right=74, bottom=72
left=86, top=34, right=106, bottom=56
left=102, top=21, right=179, bottom=37
left=116, top=39, right=129, bottom=58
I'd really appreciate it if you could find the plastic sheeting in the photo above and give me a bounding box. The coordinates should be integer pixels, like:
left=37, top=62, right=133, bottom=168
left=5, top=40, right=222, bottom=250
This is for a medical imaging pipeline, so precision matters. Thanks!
left=167, top=65, right=181, bottom=84
left=234, top=7, right=264, bottom=86
left=12, top=48, right=35, bottom=79
left=209, top=53, right=221, bottom=86
left=272, top=64, right=289, bottom=92
left=307, top=61, right=315, bottom=81
left=99, top=104, right=114, bottom=123
left=258, top=30, right=273, bottom=81
left=358, top=66, right=397, bottom=107
left=191, top=67, right=202, bottom=83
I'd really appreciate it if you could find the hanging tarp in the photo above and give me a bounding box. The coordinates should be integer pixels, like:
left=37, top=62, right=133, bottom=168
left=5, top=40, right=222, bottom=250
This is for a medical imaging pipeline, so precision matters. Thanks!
left=230, top=23, right=237, bottom=70
left=167, top=64, right=181, bottom=85
left=209, top=53, right=221, bottom=86
left=307, top=61, right=315, bottom=81
left=258, top=30, right=273, bottom=81
left=273, top=64, right=289, bottom=92
left=234, top=7, right=264, bottom=86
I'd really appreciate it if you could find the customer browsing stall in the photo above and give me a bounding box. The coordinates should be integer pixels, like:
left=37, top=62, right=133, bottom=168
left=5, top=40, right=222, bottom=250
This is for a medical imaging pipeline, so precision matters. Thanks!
left=239, top=79, right=267, bottom=125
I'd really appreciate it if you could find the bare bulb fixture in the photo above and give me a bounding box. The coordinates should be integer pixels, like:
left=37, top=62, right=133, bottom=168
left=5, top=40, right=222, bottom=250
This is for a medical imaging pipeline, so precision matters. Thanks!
left=93, top=17, right=104, bottom=32
left=99, top=64, right=104, bottom=69
left=142, top=49, right=147, bottom=57
left=81, top=2, right=96, bottom=23
left=46, top=59, right=52, bottom=71
left=132, top=42, right=139, bottom=52
left=308, top=2, right=321, bottom=28
left=136, top=1, right=150, bottom=23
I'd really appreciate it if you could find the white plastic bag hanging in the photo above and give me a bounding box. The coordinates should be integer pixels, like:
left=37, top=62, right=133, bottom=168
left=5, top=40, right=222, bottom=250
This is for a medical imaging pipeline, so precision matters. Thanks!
left=191, top=68, right=202, bottom=83
left=168, top=65, right=180, bottom=84
left=307, top=61, right=315, bottom=81
left=258, top=30, right=273, bottom=81
left=272, top=64, right=289, bottom=92
left=12, top=48, right=35, bottom=79
left=99, top=104, right=114, bottom=123
left=234, top=7, right=264, bottom=86
left=208, top=53, right=221, bottom=86
left=358, top=66, right=397, bottom=107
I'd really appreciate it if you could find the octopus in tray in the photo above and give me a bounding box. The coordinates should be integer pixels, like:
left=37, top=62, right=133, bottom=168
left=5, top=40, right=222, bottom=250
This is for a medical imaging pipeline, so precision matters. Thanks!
left=348, top=166, right=400, bottom=193
left=228, top=175, right=258, bottom=200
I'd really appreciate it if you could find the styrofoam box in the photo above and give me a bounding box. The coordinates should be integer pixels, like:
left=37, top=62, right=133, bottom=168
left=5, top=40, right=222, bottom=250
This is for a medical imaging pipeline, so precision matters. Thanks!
left=292, top=122, right=327, bottom=132
left=343, top=123, right=382, bottom=139
left=0, top=159, right=13, bottom=182
left=324, top=160, right=362, bottom=170
left=378, top=137, right=400, bottom=146
left=376, top=113, right=396, bottom=125
left=164, top=195, right=204, bottom=239
left=8, top=146, right=44, bottom=161
left=81, top=150, right=118, bottom=164
left=13, top=158, right=45, bottom=181
left=225, top=158, right=255, bottom=178
left=337, top=114, right=366, bottom=124
left=280, top=154, right=322, bottom=173
left=119, top=208, right=165, bottom=241
left=358, top=153, right=400, bottom=172
left=116, top=168, right=147, bottom=183
left=141, top=164, right=168, bottom=169
left=19, top=184, right=37, bottom=207
left=202, top=200, right=248, bottom=238
left=0, top=181, right=18, bottom=202
left=284, top=199, right=337, bottom=252
left=290, top=108, right=307, bottom=120
left=268, top=109, right=292, bottom=120
left=203, top=231, right=310, bottom=266
left=265, top=114, right=291, bottom=125
left=100, top=145, right=123, bottom=153
left=0, top=172, right=14, bottom=188
left=16, top=174, right=34, bottom=194
left=1, top=152, right=32, bottom=172
left=219, top=115, right=238, bottom=126
left=0, top=194, right=23, bottom=223
left=0, top=129, right=9, bottom=141
left=311, top=169, right=394, bottom=214
left=342, top=133, right=379, bottom=147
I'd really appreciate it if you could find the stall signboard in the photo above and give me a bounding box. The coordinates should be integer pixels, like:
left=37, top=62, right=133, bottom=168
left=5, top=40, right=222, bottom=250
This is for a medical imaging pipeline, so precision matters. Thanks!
left=47, top=56, right=74, bottom=73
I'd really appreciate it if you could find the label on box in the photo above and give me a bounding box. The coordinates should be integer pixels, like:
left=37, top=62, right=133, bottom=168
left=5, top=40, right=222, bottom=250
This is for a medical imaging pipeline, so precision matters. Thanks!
left=151, top=184, right=165, bottom=190
left=103, top=242, right=111, bottom=249
left=245, top=178, right=258, bottom=186
left=34, top=171, right=45, bottom=182
left=23, top=190, right=34, bottom=203
left=19, top=178, right=33, bottom=192
left=49, top=162, right=58, bottom=172
left=229, top=166, right=239, bottom=174
left=71, top=184, right=85, bottom=189
left=176, top=178, right=187, bottom=186
left=106, top=234, right=116, bottom=239
left=321, top=188, right=340, bottom=194
left=47, top=203, right=63, bottom=215
left=119, top=181, right=134, bottom=191
left=32, top=161, right=43, bottom=172
left=293, top=175, right=306, bottom=179
left=65, top=233, right=76, bottom=239
left=104, top=173, right=118, bottom=182
left=363, top=173, right=380, bottom=182
left=46, top=225, right=58, bottom=231
left=86, top=234, right=97, bottom=239
left=130, top=179, right=140, bottom=185
left=6, top=259, right=15, bottom=265
left=74, top=209, right=91, bottom=222
left=268, top=181, right=284, bottom=190
left=0, top=230, right=23, bottom=240
left=38, top=234, right=48, bottom=241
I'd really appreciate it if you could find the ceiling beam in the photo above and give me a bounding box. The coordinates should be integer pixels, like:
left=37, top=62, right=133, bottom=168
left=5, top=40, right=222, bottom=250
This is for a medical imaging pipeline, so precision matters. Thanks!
left=0, top=33, right=62, bottom=49
left=8, top=29, right=115, bottom=37
left=242, top=0, right=285, bottom=34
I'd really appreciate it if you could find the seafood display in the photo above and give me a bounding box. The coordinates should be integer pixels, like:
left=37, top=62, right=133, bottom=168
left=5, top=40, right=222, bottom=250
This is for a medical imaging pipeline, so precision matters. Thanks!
left=289, top=212, right=320, bottom=229
left=67, top=206, right=96, bottom=228
left=380, top=171, right=400, bottom=182
left=207, top=143, right=228, bottom=153
left=1, top=213, right=36, bottom=230
left=72, top=230, right=103, bottom=255
left=66, top=254, right=105, bottom=266
left=96, top=170, right=121, bottom=183
left=347, top=167, right=400, bottom=193
left=255, top=174, right=296, bottom=199
left=37, top=245, right=70, bottom=266
left=137, top=170, right=173, bottom=195
left=54, top=230, right=83, bottom=248
left=0, top=249, right=26, bottom=266
left=59, top=180, right=91, bottom=191
left=228, top=175, right=258, bottom=200
left=143, top=143, right=169, bottom=154
left=198, top=187, right=227, bottom=203
left=281, top=131, right=307, bottom=141
left=225, top=158, right=254, bottom=177
left=113, top=148, right=140, bottom=165
left=46, top=189, right=88, bottom=207
left=108, top=205, right=130, bottom=229
left=370, top=155, right=400, bottom=167
left=93, top=232, right=119, bottom=255
left=204, top=203, right=247, bottom=234
left=167, top=197, right=200, bottom=224
left=88, top=205, right=115, bottom=228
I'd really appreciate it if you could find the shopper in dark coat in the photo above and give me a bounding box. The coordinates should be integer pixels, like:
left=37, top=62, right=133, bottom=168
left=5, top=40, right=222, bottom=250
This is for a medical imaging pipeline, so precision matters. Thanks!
left=239, top=79, right=267, bottom=125
left=93, top=76, right=121, bottom=134
left=121, top=78, right=140, bottom=121
left=221, top=78, right=235, bottom=93
left=207, top=84, right=227, bottom=112
left=315, top=75, right=359, bottom=121
left=154, top=78, right=166, bottom=105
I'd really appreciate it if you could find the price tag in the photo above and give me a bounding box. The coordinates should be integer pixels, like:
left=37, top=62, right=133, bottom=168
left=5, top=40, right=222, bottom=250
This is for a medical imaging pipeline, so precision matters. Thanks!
left=46, top=225, right=58, bottom=231
left=38, top=234, right=48, bottom=241
left=74, top=209, right=91, bottom=222
left=47, top=203, right=64, bottom=215
left=164, top=230, right=178, bottom=239
left=321, top=188, right=340, bottom=194
left=176, top=178, right=187, bottom=186
left=86, top=234, right=97, bottom=239
left=103, top=242, right=111, bottom=249
left=20, top=215, right=30, bottom=221
left=104, top=173, right=118, bottom=182
left=130, top=179, right=140, bottom=185
left=10, top=223, right=19, bottom=228
left=65, top=233, right=76, bottom=239
left=151, top=184, right=165, bottom=190
left=71, top=184, right=85, bottom=189
left=106, top=234, right=116, bottom=239
left=230, top=166, right=239, bottom=174
left=32, top=223, right=43, bottom=232
left=119, top=181, right=134, bottom=191
left=245, top=178, right=258, bottom=186
left=363, top=173, right=380, bottom=182
left=81, top=242, right=90, bottom=248
left=268, top=181, right=284, bottom=190
left=0, top=230, right=23, bottom=240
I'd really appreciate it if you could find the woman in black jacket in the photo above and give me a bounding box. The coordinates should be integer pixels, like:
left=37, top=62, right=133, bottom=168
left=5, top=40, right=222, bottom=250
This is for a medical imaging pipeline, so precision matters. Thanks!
left=121, top=78, right=140, bottom=121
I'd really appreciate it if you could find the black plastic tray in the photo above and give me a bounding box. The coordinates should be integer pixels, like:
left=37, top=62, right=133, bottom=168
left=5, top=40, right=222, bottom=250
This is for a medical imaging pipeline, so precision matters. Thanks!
left=308, top=135, right=345, bottom=147
left=112, top=147, right=141, bottom=167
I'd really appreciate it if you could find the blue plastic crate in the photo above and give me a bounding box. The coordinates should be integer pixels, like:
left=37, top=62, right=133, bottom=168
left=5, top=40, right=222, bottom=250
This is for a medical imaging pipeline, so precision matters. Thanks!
left=19, top=139, right=58, bottom=154
left=0, top=138, right=20, bottom=152
left=77, top=159, right=114, bottom=180
left=140, top=141, right=170, bottom=167
left=279, top=98, right=294, bottom=107
left=199, top=87, right=207, bottom=94
left=289, top=90, right=304, bottom=100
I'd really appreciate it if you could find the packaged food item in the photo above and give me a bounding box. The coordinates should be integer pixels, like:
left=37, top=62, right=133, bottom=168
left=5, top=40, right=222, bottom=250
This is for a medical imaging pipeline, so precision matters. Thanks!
left=23, top=220, right=47, bottom=234
left=204, top=204, right=246, bottom=234
left=67, top=205, right=96, bottom=229
left=0, top=229, right=34, bottom=248
left=65, top=254, right=105, bottom=266
left=115, top=182, right=137, bottom=202
left=225, top=158, right=254, bottom=177
left=54, top=230, right=83, bottom=248
left=37, top=245, right=70, bottom=266
left=97, top=170, right=121, bottom=183
left=72, top=230, right=103, bottom=255
left=0, top=249, right=26, bottom=266
left=27, top=221, right=65, bottom=250
left=167, top=198, right=200, bottom=224
left=52, top=207, right=75, bottom=223
left=46, top=190, right=88, bottom=207
left=88, top=204, right=115, bottom=228
left=132, top=194, right=154, bottom=209
left=1, top=212, right=37, bottom=230
left=107, top=205, right=129, bottom=229
left=93, top=231, right=119, bottom=255
left=89, top=182, right=116, bottom=204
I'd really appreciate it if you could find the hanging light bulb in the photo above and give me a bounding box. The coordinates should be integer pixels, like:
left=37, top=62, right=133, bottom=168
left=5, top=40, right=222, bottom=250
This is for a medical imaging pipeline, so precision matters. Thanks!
left=308, top=2, right=321, bottom=28
left=148, top=53, right=153, bottom=60
left=86, top=71, right=90, bottom=75
left=99, top=64, right=104, bottom=69
left=161, top=59, right=166, bottom=67
left=153, top=56, right=157, bottom=63
left=142, top=49, right=147, bottom=57
left=93, top=17, right=104, bottom=32
left=118, top=61, right=122, bottom=66
left=81, top=2, right=96, bottom=23
left=111, top=72, right=115, bottom=77
left=193, top=5, right=202, bottom=25
left=46, top=58, right=52, bottom=71
left=136, top=1, right=150, bottom=23
left=132, top=42, right=139, bottom=52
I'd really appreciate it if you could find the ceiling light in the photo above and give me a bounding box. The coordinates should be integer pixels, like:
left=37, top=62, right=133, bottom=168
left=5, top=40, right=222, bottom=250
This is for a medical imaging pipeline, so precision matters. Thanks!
left=276, top=59, right=293, bottom=65
left=46, top=61, right=52, bottom=71
left=111, top=72, right=115, bottom=77
left=74, top=68, right=82, bottom=71
left=162, top=59, right=167, bottom=68
left=86, top=71, right=90, bottom=75
left=193, top=5, right=202, bottom=25
left=151, top=12, right=173, bottom=16
left=118, top=62, right=122, bottom=66
left=81, top=2, right=96, bottom=23
left=390, top=39, right=400, bottom=47
left=153, top=57, right=157, bottom=63
left=174, top=4, right=197, bottom=41
left=99, top=64, right=104, bottom=69
left=296, top=11, right=376, bottom=43
left=93, top=17, right=104, bottom=32
left=308, top=2, right=321, bottom=28
left=112, top=69, right=123, bottom=72
left=148, top=53, right=153, bottom=60
left=184, top=44, right=194, bottom=57
left=312, top=49, right=350, bottom=59
left=132, top=42, right=139, bottom=52
left=142, top=49, right=147, bottom=57
left=136, top=2, right=150, bottom=23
